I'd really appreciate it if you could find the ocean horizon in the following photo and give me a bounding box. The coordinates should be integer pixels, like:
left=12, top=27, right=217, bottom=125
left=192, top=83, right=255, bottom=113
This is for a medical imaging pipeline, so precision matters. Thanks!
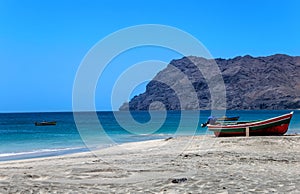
left=0, top=110, right=299, bottom=161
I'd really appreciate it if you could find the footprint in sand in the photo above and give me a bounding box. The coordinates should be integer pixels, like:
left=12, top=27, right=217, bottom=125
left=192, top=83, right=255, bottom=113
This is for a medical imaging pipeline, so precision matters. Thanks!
left=0, top=175, right=8, bottom=181
left=24, top=174, right=49, bottom=180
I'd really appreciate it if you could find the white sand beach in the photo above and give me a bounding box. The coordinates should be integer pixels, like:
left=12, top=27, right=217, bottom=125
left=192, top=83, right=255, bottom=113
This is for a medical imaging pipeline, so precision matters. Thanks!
left=1, top=135, right=300, bottom=193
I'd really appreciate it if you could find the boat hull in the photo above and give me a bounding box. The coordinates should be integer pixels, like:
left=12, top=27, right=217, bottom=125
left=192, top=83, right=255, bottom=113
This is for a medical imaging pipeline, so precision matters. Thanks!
left=208, top=112, right=293, bottom=137
left=217, top=116, right=239, bottom=121
left=35, top=121, right=57, bottom=126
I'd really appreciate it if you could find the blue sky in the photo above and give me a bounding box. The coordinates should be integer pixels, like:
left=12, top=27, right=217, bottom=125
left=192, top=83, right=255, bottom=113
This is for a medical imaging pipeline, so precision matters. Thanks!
left=0, top=0, right=299, bottom=112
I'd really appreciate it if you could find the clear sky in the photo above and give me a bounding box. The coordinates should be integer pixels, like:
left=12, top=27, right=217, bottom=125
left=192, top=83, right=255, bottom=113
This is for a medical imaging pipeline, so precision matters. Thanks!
left=1, top=0, right=299, bottom=112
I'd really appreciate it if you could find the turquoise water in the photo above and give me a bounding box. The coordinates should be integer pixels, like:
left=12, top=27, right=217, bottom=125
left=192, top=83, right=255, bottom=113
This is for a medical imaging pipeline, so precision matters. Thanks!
left=0, top=110, right=299, bottom=161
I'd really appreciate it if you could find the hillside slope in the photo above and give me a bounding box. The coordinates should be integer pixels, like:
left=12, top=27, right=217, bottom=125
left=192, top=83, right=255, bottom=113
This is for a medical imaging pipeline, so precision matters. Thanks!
left=120, top=54, right=300, bottom=110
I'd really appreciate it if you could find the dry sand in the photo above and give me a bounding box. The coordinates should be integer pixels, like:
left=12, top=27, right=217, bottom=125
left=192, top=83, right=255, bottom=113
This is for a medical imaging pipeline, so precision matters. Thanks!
left=1, top=135, right=300, bottom=193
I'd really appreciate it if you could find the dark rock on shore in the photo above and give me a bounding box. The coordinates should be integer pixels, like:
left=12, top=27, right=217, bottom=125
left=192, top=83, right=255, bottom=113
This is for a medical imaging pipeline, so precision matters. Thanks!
left=120, top=54, right=300, bottom=110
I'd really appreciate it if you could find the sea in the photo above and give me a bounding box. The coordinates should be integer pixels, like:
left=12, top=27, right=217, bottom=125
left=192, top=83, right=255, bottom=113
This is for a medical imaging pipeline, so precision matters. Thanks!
left=0, top=110, right=299, bottom=161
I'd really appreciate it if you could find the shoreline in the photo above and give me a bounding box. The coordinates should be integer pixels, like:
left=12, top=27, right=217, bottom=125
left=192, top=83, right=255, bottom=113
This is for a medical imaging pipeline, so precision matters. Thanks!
left=0, top=138, right=168, bottom=165
left=1, top=135, right=300, bottom=193
left=0, top=147, right=90, bottom=162
left=0, top=135, right=173, bottom=163
left=1, top=131, right=298, bottom=163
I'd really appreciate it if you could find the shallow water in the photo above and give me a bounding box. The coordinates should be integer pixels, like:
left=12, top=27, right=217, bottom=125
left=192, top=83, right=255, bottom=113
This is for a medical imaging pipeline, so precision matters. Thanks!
left=0, top=110, right=298, bottom=161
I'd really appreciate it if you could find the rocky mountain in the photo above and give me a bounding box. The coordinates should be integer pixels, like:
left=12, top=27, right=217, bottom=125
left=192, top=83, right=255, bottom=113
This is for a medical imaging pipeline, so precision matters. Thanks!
left=119, top=54, right=300, bottom=110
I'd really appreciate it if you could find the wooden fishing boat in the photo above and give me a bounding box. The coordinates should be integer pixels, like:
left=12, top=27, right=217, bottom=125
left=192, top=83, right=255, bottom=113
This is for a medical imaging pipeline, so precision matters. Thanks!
left=208, top=112, right=293, bottom=137
left=217, top=116, right=240, bottom=121
left=35, top=121, right=57, bottom=126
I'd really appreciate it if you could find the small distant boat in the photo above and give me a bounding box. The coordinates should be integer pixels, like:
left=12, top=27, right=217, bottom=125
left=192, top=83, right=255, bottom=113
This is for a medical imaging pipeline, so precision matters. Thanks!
left=35, top=121, right=57, bottom=126
left=217, top=116, right=240, bottom=121
left=201, top=116, right=240, bottom=128
left=208, top=112, right=293, bottom=137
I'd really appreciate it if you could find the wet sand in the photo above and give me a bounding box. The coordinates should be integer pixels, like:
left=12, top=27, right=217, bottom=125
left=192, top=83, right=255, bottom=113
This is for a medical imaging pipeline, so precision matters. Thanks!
left=1, top=135, right=300, bottom=193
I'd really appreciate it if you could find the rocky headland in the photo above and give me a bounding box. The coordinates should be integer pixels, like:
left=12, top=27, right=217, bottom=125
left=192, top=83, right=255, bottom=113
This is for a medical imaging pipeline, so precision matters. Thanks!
left=120, top=54, right=300, bottom=110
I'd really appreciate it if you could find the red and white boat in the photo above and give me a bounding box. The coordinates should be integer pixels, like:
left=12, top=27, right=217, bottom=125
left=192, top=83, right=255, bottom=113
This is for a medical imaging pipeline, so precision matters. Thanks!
left=208, top=112, right=293, bottom=137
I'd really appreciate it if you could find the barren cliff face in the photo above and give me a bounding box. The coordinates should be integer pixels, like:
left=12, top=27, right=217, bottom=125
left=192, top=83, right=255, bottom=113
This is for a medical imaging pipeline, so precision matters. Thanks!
left=120, top=54, right=300, bottom=110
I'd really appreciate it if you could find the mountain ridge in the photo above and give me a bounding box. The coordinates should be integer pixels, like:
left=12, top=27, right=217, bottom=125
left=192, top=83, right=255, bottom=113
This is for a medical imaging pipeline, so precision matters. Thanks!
left=120, top=54, right=300, bottom=110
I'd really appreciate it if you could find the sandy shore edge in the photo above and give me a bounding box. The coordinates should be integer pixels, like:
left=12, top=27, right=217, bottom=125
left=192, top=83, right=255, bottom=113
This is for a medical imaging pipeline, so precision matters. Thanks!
left=1, top=135, right=300, bottom=193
